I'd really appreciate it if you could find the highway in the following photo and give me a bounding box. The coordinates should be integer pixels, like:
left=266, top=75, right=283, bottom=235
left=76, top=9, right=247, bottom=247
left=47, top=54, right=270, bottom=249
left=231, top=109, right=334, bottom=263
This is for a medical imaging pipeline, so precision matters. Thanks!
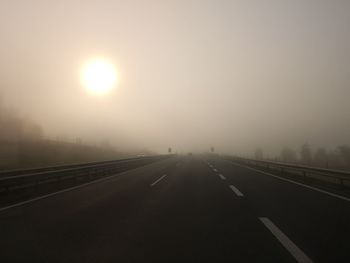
left=1, top=155, right=349, bottom=262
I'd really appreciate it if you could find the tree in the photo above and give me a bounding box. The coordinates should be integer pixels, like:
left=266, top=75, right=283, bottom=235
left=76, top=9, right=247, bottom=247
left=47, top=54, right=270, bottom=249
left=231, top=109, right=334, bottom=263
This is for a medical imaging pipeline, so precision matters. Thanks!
left=280, top=147, right=297, bottom=163
left=338, top=145, right=350, bottom=168
left=300, top=143, right=312, bottom=165
left=254, top=148, right=263, bottom=160
left=314, top=148, right=328, bottom=168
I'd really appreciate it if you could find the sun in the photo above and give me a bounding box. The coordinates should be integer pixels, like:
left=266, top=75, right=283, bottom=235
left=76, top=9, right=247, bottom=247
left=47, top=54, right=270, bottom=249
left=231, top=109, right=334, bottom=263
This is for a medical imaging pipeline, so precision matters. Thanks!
left=81, top=58, right=118, bottom=95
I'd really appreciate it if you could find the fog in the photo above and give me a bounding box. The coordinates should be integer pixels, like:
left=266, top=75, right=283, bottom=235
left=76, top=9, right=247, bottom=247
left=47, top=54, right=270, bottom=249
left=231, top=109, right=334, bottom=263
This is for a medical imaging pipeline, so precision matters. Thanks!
left=1, top=0, right=350, bottom=157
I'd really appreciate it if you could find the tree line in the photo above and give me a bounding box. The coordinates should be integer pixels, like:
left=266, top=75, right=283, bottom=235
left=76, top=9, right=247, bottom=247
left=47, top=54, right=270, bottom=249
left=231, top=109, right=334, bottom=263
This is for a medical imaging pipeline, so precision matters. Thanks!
left=255, top=144, right=350, bottom=171
left=0, top=101, right=126, bottom=169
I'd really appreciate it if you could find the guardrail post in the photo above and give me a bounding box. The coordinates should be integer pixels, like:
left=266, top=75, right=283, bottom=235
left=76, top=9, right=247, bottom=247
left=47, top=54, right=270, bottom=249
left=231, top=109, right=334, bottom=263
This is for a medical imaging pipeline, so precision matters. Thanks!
left=280, top=167, right=284, bottom=175
left=340, top=178, right=344, bottom=189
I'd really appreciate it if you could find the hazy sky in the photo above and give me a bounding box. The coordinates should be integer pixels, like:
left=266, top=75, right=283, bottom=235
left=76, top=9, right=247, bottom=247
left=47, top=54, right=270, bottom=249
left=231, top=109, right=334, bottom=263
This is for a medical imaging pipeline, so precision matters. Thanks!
left=1, top=0, right=350, bottom=155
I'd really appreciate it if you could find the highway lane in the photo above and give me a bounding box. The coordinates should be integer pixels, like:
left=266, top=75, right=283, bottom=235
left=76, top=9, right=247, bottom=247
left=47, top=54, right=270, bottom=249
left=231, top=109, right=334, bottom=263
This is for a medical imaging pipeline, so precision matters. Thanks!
left=0, top=156, right=180, bottom=262
left=206, top=155, right=350, bottom=262
left=0, top=155, right=299, bottom=263
left=134, top=157, right=295, bottom=262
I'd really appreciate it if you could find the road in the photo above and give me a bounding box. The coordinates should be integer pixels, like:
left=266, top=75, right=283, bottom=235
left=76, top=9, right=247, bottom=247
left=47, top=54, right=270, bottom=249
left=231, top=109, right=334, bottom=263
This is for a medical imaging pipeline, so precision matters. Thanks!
left=1, top=155, right=349, bottom=262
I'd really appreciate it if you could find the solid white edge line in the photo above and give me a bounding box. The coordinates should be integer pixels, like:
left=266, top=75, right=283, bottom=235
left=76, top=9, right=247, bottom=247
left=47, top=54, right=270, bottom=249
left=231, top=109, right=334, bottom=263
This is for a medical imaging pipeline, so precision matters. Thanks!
left=0, top=172, right=123, bottom=213
left=218, top=174, right=226, bottom=180
left=150, top=174, right=167, bottom=186
left=259, top=217, right=313, bottom=263
left=231, top=161, right=350, bottom=203
left=229, top=185, right=244, bottom=197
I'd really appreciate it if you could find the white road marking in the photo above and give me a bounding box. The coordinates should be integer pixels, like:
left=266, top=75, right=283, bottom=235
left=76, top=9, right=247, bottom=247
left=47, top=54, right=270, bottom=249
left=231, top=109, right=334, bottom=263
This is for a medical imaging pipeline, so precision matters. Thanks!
left=0, top=172, right=123, bottom=213
left=231, top=162, right=350, bottom=203
left=213, top=168, right=218, bottom=172
left=259, top=217, right=313, bottom=263
left=229, top=185, right=244, bottom=197
left=150, top=174, right=167, bottom=186
left=218, top=174, right=226, bottom=180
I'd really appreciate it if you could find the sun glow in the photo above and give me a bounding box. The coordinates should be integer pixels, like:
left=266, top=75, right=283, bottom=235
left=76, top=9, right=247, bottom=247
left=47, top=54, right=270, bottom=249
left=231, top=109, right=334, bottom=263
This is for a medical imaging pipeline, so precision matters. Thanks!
left=81, top=58, right=118, bottom=95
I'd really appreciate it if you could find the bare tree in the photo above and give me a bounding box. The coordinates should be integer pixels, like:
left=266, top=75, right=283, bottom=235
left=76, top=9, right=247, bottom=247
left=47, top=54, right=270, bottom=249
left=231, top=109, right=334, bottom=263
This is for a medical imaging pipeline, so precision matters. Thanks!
left=314, top=148, right=328, bottom=168
left=280, top=147, right=297, bottom=163
left=300, top=143, right=312, bottom=165
left=254, top=148, right=263, bottom=160
left=338, top=145, right=350, bottom=168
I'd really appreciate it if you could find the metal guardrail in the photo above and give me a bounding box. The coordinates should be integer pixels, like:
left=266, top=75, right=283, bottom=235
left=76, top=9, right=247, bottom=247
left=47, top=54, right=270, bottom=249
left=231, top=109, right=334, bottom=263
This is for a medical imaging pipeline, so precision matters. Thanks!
left=0, top=157, right=151, bottom=178
left=226, top=156, right=350, bottom=187
left=0, top=155, right=168, bottom=192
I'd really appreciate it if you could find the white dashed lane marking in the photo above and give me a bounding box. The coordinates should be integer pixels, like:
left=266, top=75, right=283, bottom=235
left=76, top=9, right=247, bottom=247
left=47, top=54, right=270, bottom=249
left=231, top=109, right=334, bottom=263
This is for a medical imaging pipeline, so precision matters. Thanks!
left=150, top=175, right=167, bottom=187
left=259, top=217, right=313, bottom=263
left=229, top=185, right=244, bottom=197
left=218, top=174, right=226, bottom=180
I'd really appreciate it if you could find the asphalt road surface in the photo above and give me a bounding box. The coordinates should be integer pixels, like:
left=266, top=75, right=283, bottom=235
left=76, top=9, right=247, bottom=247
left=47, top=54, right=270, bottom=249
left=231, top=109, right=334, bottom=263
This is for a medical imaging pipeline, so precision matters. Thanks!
left=1, top=155, right=349, bottom=262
